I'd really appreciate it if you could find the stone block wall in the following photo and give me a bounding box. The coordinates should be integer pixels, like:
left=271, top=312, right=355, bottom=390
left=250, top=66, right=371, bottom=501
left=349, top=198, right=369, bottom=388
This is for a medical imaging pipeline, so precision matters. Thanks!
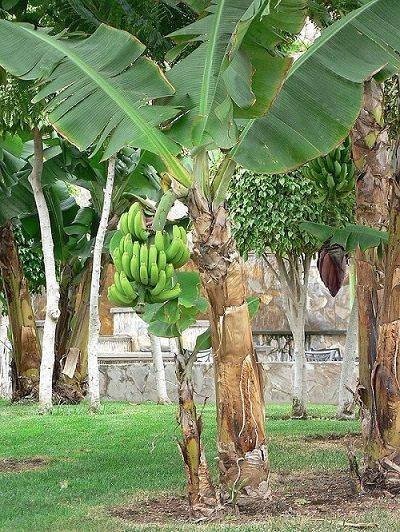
left=99, top=361, right=357, bottom=405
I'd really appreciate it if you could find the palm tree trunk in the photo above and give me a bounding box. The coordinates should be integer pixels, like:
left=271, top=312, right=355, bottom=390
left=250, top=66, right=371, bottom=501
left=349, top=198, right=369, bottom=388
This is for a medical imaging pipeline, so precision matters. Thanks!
left=352, top=79, right=393, bottom=487
left=0, top=222, right=41, bottom=399
left=189, top=184, right=270, bottom=502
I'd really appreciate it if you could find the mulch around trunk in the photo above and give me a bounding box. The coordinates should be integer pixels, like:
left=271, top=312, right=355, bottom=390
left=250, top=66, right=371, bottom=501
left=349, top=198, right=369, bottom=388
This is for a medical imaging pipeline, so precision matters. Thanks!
left=0, top=457, right=48, bottom=473
left=110, top=470, right=400, bottom=527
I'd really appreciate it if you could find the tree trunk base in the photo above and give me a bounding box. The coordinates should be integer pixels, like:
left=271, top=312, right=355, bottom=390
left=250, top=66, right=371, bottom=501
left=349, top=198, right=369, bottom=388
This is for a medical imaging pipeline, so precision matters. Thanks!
left=362, top=457, right=400, bottom=493
left=53, top=377, right=85, bottom=405
left=291, top=398, right=307, bottom=419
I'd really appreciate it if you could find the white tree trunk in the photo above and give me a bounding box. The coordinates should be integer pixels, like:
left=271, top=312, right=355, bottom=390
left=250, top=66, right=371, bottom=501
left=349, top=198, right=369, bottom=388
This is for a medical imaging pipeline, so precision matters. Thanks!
left=0, top=308, right=11, bottom=399
left=338, top=298, right=358, bottom=418
left=273, top=254, right=310, bottom=418
left=87, top=156, right=116, bottom=412
left=292, top=320, right=307, bottom=418
left=29, top=129, right=60, bottom=413
left=149, top=333, right=171, bottom=404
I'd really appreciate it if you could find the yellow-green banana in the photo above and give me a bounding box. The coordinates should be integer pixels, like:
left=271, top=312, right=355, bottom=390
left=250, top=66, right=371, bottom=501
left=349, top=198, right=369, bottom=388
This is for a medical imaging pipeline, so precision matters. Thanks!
left=114, top=271, right=124, bottom=294
left=165, top=263, right=174, bottom=280
left=179, top=226, right=187, bottom=245
left=124, top=234, right=133, bottom=255
left=148, top=244, right=157, bottom=267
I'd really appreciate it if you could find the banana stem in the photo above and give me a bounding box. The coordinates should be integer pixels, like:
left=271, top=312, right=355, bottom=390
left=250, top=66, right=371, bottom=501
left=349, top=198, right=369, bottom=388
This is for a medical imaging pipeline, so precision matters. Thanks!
left=152, top=190, right=177, bottom=231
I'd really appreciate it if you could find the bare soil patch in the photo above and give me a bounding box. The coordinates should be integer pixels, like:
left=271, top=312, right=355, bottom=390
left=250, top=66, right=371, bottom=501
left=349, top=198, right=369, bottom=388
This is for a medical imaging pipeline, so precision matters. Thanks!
left=110, top=470, right=400, bottom=527
left=0, top=456, right=48, bottom=473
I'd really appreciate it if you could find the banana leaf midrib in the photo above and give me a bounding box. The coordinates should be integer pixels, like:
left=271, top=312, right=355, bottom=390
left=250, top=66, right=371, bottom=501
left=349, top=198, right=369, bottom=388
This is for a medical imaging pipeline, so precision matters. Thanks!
left=12, top=23, right=192, bottom=188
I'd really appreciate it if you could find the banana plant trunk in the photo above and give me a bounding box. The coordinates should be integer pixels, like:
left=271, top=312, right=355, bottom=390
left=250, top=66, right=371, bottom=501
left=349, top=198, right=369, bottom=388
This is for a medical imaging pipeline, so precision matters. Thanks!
left=173, top=338, right=219, bottom=517
left=0, top=221, right=42, bottom=400
left=364, top=177, right=400, bottom=491
left=352, top=79, right=393, bottom=487
left=189, top=186, right=270, bottom=502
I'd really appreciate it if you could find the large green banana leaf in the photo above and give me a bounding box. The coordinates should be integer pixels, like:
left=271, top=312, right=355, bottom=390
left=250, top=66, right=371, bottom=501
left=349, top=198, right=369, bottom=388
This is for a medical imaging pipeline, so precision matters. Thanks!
left=233, top=0, right=400, bottom=173
left=0, top=21, right=191, bottom=187
left=166, top=0, right=306, bottom=148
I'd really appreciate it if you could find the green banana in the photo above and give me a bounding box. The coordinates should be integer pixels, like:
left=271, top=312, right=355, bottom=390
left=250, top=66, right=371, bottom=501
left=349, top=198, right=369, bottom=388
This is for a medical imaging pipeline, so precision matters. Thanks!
left=119, top=234, right=126, bottom=254
left=171, top=245, right=185, bottom=267
left=172, top=225, right=181, bottom=240
left=130, top=253, right=141, bottom=283
left=163, top=232, right=171, bottom=249
left=150, top=283, right=181, bottom=303
left=149, top=263, right=159, bottom=286
left=123, top=234, right=133, bottom=256
left=166, top=238, right=182, bottom=262
left=165, top=263, right=174, bottom=280
left=174, top=246, right=190, bottom=269
left=112, top=248, right=123, bottom=272
left=114, top=271, right=124, bottom=294
left=120, top=273, right=137, bottom=300
left=154, top=230, right=164, bottom=252
left=139, top=243, right=148, bottom=267
left=179, top=227, right=187, bottom=245
left=134, top=210, right=148, bottom=242
left=148, top=244, right=158, bottom=267
left=339, top=163, right=347, bottom=182
left=108, top=284, right=132, bottom=306
left=119, top=212, right=129, bottom=235
left=157, top=250, right=167, bottom=271
left=127, top=202, right=142, bottom=234
left=325, top=154, right=334, bottom=173
left=150, top=270, right=167, bottom=296
left=140, top=263, right=149, bottom=285
left=122, top=252, right=132, bottom=279
left=326, top=174, right=335, bottom=191
left=333, top=160, right=342, bottom=178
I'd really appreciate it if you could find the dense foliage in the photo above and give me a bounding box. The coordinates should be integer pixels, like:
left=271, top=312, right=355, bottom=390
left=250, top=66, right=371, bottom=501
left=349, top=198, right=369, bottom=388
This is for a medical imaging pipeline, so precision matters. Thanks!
left=227, top=170, right=354, bottom=260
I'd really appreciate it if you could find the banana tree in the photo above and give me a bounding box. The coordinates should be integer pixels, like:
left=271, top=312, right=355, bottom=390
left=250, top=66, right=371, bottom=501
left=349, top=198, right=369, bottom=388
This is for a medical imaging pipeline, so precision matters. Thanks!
left=1, top=0, right=400, bottom=497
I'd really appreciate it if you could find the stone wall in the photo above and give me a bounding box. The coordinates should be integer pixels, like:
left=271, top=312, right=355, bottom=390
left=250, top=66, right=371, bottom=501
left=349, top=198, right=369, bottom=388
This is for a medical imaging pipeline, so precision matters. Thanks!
left=99, top=361, right=357, bottom=405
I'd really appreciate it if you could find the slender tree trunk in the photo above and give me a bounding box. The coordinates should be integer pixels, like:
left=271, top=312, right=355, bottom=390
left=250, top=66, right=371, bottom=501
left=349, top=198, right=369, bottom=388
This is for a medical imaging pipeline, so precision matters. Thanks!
left=274, top=255, right=310, bottom=419
left=338, top=260, right=358, bottom=419
left=88, top=156, right=116, bottom=411
left=29, top=128, right=60, bottom=413
left=172, top=337, right=219, bottom=517
left=0, top=222, right=41, bottom=399
left=149, top=333, right=171, bottom=404
left=0, top=304, right=11, bottom=399
left=189, top=183, right=269, bottom=502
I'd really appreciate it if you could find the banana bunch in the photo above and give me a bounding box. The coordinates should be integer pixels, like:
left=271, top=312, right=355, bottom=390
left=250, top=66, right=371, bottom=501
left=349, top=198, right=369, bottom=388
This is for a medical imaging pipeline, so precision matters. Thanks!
left=303, top=137, right=355, bottom=203
left=108, top=202, right=191, bottom=307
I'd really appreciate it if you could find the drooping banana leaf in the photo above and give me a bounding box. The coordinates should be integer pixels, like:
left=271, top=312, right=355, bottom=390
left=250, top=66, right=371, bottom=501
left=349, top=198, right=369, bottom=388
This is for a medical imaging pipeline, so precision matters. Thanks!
left=233, top=0, right=400, bottom=173
left=166, top=0, right=306, bottom=148
left=0, top=21, right=192, bottom=187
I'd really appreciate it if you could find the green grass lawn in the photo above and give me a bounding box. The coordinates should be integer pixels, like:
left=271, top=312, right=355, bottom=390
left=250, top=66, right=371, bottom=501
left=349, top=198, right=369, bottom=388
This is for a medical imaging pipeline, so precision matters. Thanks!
left=0, top=401, right=398, bottom=531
